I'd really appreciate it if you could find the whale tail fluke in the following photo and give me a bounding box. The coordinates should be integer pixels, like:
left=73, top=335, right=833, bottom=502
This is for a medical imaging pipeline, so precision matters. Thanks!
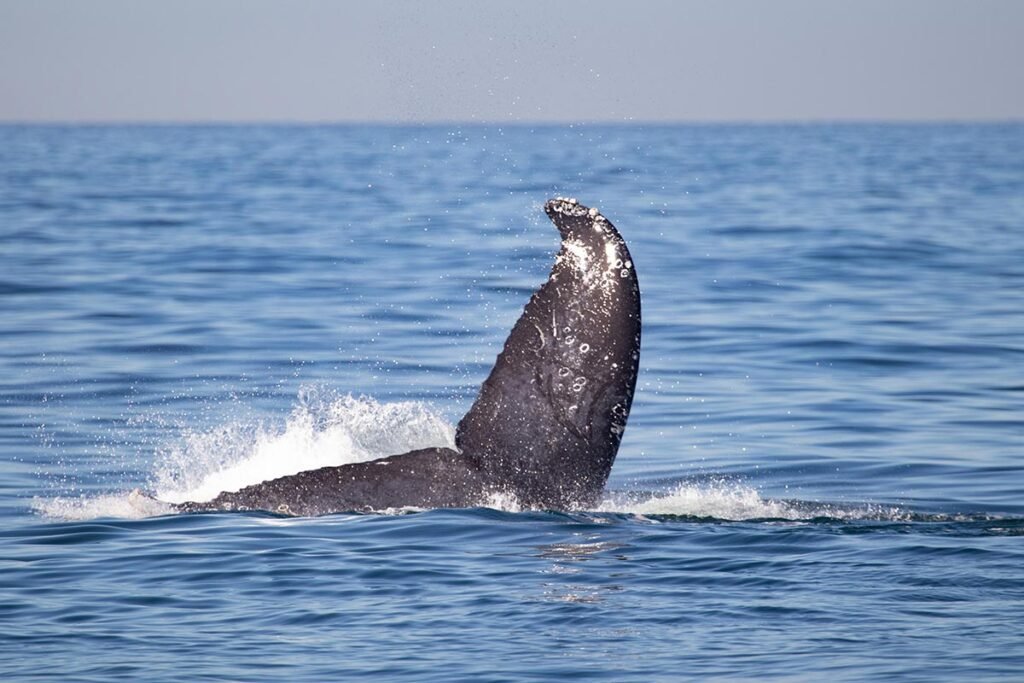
left=172, top=198, right=640, bottom=515
left=455, top=198, right=640, bottom=509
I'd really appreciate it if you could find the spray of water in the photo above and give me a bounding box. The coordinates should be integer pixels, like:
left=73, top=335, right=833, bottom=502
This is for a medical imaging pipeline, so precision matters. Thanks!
left=34, top=387, right=909, bottom=522
left=35, top=388, right=455, bottom=520
left=152, top=387, right=455, bottom=504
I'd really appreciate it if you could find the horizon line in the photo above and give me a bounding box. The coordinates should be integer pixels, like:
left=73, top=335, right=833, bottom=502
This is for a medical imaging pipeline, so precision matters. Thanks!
left=2, top=117, right=1022, bottom=127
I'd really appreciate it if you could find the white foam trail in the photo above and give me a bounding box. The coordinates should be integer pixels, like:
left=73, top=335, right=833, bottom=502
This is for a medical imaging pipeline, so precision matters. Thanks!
left=598, top=481, right=801, bottom=520
left=597, top=480, right=908, bottom=521
left=33, top=491, right=175, bottom=521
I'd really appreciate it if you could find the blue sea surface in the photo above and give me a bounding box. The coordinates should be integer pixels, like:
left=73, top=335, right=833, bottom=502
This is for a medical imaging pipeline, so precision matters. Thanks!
left=1, top=123, right=1022, bottom=681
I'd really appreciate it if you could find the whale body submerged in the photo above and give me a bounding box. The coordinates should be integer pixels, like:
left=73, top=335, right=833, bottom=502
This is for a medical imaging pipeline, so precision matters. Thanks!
left=175, top=198, right=641, bottom=515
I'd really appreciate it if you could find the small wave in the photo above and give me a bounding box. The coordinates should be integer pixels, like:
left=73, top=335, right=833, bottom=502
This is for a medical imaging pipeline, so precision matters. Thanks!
left=33, top=490, right=175, bottom=521
left=597, top=480, right=909, bottom=522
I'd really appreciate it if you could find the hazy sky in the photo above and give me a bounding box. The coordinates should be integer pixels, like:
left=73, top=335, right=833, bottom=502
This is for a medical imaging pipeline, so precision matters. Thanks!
left=2, top=0, right=1022, bottom=122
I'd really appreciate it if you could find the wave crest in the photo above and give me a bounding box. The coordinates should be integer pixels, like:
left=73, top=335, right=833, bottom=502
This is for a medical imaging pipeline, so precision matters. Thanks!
left=599, top=480, right=908, bottom=522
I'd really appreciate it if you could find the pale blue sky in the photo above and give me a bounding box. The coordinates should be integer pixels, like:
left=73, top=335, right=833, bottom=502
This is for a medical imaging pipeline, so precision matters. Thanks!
left=1, top=0, right=1022, bottom=122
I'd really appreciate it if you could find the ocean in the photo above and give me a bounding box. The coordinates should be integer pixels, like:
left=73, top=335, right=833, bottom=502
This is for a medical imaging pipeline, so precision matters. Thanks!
left=1, top=123, right=1022, bottom=681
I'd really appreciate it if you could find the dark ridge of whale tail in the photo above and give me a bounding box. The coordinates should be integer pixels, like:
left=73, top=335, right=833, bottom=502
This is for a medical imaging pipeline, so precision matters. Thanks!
left=173, top=198, right=641, bottom=515
left=455, top=197, right=641, bottom=508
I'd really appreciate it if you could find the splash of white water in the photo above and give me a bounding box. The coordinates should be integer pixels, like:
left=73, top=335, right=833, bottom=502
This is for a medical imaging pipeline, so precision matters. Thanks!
left=598, top=481, right=802, bottom=519
left=597, top=479, right=908, bottom=522
left=34, top=386, right=907, bottom=522
left=35, top=388, right=456, bottom=519
left=153, top=388, right=456, bottom=504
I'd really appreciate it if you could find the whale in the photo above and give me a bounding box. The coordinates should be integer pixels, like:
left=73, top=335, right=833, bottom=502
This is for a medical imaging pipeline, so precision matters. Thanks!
left=174, top=198, right=641, bottom=515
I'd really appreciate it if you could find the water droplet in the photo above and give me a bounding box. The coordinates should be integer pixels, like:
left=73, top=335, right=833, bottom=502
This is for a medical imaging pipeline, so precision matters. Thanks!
left=579, top=343, right=590, bottom=353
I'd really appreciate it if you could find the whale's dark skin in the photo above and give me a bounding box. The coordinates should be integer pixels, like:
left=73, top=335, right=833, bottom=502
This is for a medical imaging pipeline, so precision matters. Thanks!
left=176, top=198, right=640, bottom=515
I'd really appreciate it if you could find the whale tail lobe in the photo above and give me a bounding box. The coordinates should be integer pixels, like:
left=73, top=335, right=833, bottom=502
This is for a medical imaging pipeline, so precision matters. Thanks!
left=455, top=198, right=641, bottom=508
